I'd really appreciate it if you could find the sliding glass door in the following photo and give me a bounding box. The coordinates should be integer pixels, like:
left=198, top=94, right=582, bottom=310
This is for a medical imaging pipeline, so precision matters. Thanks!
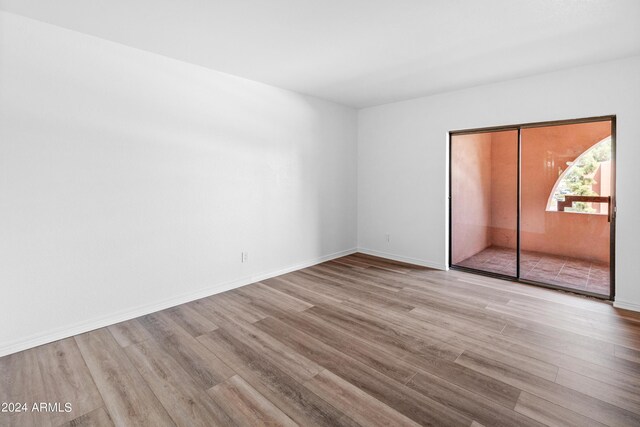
left=450, top=130, right=518, bottom=277
left=449, top=117, right=615, bottom=299
left=520, top=121, right=613, bottom=297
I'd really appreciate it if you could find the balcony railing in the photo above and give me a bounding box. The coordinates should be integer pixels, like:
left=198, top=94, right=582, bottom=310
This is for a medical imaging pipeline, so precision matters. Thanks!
left=557, top=195, right=612, bottom=221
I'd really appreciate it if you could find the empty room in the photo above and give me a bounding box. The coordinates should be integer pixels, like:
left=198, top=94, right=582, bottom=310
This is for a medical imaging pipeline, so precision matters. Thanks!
left=1, top=1, right=640, bottom=426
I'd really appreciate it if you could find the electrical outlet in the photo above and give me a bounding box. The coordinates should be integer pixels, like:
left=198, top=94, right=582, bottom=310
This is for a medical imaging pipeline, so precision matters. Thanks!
left=241, top=252, right=249, bottom=263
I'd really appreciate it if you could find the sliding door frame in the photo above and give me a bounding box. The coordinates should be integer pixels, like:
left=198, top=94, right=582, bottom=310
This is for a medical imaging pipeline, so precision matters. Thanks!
left=448, top=115, right=616, bottom=300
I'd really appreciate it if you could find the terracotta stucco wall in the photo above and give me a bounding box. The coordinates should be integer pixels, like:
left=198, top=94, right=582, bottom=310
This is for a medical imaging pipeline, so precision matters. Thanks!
left=489, top=131, right=518, bottom=249
left=451, top=133, right=492, bottom=264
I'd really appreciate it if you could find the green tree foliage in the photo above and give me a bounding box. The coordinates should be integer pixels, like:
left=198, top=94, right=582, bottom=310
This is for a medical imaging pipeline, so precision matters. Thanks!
left=553, top=138, right=611, bottom=213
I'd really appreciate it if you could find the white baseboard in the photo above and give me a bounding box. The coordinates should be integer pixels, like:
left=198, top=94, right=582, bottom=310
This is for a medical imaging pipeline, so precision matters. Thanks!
left=0, top=248, right=357, bottom=357
left=356, top=247, right=446, bottom=270
left=613, top=299, right=640, bottom=313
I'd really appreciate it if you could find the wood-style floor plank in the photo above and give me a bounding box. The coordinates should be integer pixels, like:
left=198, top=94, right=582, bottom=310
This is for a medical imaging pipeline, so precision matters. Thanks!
left=456, top=350, right=640, bottom=427
left=2, top=253, right=639, bottom=427
left=0, top=348, right=53, bottom=427
left=198, top=328, right=355, bottom=427
left=304, top=369, right=422, bottom=427
left=58, top=407, right=115, bottom=427
left=514, top=392, right=607, bottom=427
left=208, top=375, right=297, bottom=427
left=107, top=318, right=154, bottom=348
left=615, top=344, right=640, bottom=363
left=276, top=310, right=417, bottom=383
left=256, top=314, right=474, bottom=426
left=555, top=368, right=640, bottom=414
left=74, top=329, right=175, bottom=427
left=262, top=275, right=345, bottom=306
left=406, top=371, right=544, bottom=427
left=302, top=267, right=414, bottom=311
left=124, top=338, right=236, bottom=427
left=35, top=337, right=103, bottom=426
left=136, top=311, right=235, bottom=389
left=238, top=282, right=313, bottom=313
left=299, top=304, right=522, bottom=409
left=487, top=302, right=640, bottom=350
left=164, top=304, right=219, bottom=338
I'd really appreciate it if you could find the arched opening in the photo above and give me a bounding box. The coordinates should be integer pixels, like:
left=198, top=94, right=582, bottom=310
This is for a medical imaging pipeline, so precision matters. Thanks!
left=546, top=136, right=612, bottom=214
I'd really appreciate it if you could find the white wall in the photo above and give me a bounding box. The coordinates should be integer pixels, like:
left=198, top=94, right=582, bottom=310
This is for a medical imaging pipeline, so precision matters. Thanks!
left=358, top=56, right=640, bottom=310
left=0, top=12, right=357, bottom=356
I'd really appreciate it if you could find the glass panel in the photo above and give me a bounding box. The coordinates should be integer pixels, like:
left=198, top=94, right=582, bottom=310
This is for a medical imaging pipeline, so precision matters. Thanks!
left=520, top=121, right=612, bottom=297
left=451, top=130, right=518, bottom=277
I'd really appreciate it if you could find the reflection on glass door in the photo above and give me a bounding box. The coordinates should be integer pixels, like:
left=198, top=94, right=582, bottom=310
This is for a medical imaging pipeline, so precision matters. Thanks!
left=520, top=120, right=613, bottom=297
left=451, top=130, right=518, bottom=277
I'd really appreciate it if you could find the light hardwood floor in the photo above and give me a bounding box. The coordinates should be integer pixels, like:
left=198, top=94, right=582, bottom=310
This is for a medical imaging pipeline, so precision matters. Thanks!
left=1, top=253, right=640, bottom=426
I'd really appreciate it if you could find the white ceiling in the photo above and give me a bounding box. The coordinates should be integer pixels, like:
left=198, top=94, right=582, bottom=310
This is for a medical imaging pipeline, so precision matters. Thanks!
left=2, top=0, right=639, bottom=108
